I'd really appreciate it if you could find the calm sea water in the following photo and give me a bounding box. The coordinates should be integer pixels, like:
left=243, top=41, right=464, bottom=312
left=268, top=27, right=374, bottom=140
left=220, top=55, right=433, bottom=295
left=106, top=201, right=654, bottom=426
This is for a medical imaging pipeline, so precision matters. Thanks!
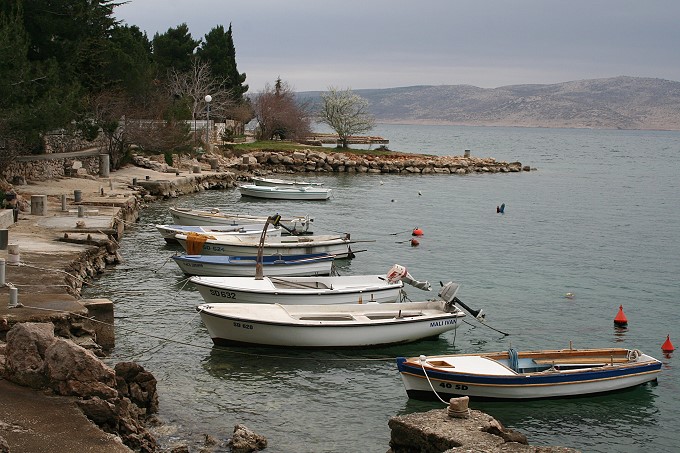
left=89, top=124, right=680, bottom=452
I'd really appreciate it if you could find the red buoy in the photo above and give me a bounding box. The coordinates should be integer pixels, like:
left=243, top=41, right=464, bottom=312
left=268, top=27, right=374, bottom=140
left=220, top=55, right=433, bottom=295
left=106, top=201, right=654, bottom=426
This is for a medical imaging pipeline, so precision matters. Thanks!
left=662, top=335, right=675, bottom=353
left=614, top=305, right=628, bottom=327
left=412, top=227, right=424, bottom=236
left=410, top=238, right=419, bottom=247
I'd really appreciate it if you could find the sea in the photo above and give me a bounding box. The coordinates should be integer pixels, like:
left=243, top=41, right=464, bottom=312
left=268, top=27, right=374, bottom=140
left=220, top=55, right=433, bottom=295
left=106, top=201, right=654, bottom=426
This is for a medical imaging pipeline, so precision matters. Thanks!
left=86, top=124, right=680, bottom=452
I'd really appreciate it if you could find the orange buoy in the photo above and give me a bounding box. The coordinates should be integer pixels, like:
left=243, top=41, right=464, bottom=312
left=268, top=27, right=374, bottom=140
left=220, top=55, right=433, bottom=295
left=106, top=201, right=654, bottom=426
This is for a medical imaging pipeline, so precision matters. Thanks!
left=412, top=227, right=424, bottom=236
left=662, top=335, right=675, bottom=353
left=410, top=238, right=419, bottom=247
left=614, top=305, right=628, bottom=327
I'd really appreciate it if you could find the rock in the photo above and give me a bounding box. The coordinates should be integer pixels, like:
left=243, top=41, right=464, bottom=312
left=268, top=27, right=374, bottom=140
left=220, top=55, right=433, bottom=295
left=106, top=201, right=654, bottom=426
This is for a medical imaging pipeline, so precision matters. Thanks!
left=388, top=408, right=578, bottom=453
left=3, top=322, right=159, bottom=453
left=0, top=435, right=8, bottom=453
left=4, top=322, right=55, bottom=388
left=45, top=337, right=117, bottom=399
left=229, top=423, right=267, bottom=452
left=114, top=361, right=159, bottom=415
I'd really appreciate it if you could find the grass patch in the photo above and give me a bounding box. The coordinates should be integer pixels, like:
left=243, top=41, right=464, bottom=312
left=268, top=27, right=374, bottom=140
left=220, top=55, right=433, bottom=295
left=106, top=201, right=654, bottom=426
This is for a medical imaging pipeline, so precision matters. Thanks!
left=228, top=140, right=430, bottom=157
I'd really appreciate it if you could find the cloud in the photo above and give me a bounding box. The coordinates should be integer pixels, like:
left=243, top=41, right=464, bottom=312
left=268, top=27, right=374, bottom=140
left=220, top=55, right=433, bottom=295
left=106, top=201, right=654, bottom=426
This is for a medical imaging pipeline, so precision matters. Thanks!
left=114, top=0, right=680, bottom=92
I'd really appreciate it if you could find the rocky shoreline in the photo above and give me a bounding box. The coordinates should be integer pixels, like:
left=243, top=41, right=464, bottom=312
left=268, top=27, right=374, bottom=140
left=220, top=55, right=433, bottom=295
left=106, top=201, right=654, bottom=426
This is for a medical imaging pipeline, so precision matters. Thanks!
left=0, top=149, right=577, bottom=453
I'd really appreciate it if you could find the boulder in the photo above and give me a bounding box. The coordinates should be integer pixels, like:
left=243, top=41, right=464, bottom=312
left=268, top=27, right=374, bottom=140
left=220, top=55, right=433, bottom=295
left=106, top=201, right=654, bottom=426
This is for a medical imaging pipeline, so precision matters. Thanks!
left=4, top=322, right=55, bottom=388
left=229, top=424, right=267, bottom=453
left=45, top=337, right=117, bottom=399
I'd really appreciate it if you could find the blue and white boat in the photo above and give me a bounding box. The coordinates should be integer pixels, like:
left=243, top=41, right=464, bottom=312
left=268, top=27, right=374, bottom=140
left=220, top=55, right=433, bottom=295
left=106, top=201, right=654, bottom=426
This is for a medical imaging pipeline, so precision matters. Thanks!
left=397, top=346, right=662, bottom=401
left=171, top=253, right=335, bottom=277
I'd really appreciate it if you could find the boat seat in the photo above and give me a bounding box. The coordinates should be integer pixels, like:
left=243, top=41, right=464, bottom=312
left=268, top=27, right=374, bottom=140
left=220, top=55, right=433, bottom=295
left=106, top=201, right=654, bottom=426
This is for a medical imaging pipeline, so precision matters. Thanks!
left=533, top=357, right=630, bottom=365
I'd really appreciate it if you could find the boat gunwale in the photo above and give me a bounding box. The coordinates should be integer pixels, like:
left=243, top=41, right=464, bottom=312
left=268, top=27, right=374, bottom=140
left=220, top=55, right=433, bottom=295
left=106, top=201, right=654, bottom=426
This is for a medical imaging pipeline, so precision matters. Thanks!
left=197, top=305, right=465, bottom=328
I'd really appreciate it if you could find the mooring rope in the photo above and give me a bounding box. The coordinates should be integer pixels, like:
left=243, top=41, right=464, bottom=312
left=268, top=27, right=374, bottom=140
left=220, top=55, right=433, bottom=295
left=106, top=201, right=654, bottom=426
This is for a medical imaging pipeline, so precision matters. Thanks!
left=418, top=356, right=449, bottom=405
left=14, top=305, right=398, bottom=363
left=14, top=262, right=105, bottom=289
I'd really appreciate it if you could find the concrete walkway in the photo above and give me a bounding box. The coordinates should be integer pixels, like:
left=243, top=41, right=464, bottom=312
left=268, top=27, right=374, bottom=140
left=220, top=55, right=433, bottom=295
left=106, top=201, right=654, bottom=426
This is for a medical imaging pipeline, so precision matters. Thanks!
left=0, top=164, right=167, bottom=452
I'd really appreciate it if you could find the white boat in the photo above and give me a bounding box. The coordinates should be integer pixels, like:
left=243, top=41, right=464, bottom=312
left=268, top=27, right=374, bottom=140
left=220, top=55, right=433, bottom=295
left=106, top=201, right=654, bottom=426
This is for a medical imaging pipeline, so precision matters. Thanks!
left=239, top=184, right=332, bottom=201
left=397, top=345, right=662, bottom=401
left=169, top=207, right=313, bottom=233
left=190, top=264, right=432, bottom=305
left=252, top=176, right=323, bottom=187
left=196, top=298, right=466, bottom=348
left=175, top=232, right=359, bottom=259
left=171, top=253, right=335, bottom=277
left=156, top=224, right=281, bottom=243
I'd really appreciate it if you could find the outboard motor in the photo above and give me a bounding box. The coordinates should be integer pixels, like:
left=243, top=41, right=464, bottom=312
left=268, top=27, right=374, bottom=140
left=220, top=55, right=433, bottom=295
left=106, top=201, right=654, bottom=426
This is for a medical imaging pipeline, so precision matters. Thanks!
left=386, top=264, right=431, bottom=291
left=438, top=281, right=484, bottom=319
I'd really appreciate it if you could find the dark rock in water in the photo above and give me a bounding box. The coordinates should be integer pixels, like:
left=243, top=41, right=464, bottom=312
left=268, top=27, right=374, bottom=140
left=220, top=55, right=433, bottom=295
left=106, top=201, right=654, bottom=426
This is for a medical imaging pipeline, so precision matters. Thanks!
left=229, top=423, right=268, bottom=452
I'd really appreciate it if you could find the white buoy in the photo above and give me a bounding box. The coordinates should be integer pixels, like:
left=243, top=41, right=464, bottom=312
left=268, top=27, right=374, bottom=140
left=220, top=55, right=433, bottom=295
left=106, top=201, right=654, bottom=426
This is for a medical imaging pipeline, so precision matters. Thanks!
left=8, top=285, right=20, bottom=308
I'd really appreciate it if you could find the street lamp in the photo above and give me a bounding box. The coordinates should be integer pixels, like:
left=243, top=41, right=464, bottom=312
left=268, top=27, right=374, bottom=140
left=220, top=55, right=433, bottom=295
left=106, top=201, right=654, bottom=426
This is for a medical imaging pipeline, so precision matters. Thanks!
left=204, top=94, right=212, bottom=151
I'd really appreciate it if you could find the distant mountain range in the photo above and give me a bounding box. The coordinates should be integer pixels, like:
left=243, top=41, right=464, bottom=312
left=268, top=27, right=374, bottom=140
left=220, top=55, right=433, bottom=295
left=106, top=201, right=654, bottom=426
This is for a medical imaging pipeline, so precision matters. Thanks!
left=299, top=76, right=680, bottom=131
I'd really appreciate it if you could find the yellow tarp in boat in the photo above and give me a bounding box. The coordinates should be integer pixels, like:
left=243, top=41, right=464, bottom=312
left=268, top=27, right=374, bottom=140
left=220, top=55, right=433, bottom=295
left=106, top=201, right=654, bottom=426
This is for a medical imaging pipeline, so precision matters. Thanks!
left=185, top=232, right=215, bottom=254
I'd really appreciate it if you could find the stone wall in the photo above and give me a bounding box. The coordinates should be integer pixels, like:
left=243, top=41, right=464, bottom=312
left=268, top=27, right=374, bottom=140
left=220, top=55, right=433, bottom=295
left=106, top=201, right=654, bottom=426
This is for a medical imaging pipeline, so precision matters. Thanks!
left=1, top=150, right=103, bottom=182
left=43, top=130, right=104, bottom=154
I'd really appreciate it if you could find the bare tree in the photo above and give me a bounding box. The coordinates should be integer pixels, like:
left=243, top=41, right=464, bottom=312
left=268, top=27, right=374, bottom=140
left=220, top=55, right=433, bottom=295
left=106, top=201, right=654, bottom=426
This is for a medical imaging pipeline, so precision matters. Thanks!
left=167, top=59, right=236, bottom=137
left=252, top=78, right=311, bottom=141
left=319, top=86, right=375, bottom=148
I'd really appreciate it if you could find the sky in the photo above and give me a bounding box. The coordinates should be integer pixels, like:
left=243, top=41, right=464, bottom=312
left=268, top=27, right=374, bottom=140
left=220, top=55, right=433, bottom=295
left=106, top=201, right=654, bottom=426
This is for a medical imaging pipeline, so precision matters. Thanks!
left=113, top=0, right=680, bottom=94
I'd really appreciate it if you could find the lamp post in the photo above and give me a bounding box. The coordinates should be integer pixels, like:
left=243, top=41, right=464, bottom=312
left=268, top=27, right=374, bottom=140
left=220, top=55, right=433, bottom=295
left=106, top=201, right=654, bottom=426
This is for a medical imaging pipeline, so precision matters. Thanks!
left=204, top=94, right=212, bottom=151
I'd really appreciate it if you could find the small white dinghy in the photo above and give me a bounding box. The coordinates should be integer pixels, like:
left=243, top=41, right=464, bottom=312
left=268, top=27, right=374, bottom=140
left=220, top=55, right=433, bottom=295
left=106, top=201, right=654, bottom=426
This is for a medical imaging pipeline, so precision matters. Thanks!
left=169, top=207, right=312, bottom=232
left=190, top=264, right=431, bottom=305
left=156, top=224, right=281, bottom=243
left=239, top=184, right=332, bottom=201
left=196, top=281, right=467, bottom=348
left=175, top=232, right=359, bottom=259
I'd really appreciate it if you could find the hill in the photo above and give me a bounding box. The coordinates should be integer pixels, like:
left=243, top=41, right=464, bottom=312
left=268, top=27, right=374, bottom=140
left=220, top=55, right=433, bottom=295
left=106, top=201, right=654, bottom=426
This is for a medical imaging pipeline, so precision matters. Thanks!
left=299, top=76, right=680, bottom=130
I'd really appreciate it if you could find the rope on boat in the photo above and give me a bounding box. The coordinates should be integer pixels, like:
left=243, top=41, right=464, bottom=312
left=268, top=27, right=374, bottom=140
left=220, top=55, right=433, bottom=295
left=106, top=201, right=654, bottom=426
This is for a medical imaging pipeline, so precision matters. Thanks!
left=418, top=356, right=449, bottom=406
left=462, top=318, right=510, bottom=336
left=131, top=307, right=203, bottom=361
left=153, top=254, right=176, bottom=273
left=13, top=305, right=398, bottom=363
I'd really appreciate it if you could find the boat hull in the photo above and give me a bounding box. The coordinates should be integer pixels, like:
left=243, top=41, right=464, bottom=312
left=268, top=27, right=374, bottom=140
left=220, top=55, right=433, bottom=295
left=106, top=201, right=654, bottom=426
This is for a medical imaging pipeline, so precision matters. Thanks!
left=396, top=349, right=662, bottom=401
left=191, top=275, right=403, bottom=305
left=175, top=234, right=356, bottom=259
left=171, top=253, right=334, bottom=277
left=156, top=224, right=279, bottom=243
left=239, top=184, right=332, bottom=200
left=197, top=301, right=464, bottom=348
left=169, top=207, right=312, bottom=231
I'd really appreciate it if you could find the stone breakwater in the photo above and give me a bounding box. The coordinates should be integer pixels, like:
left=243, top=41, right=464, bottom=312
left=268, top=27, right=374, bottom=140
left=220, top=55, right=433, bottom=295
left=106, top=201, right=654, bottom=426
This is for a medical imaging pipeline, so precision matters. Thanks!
left=232, top=149, right=530, bottom=175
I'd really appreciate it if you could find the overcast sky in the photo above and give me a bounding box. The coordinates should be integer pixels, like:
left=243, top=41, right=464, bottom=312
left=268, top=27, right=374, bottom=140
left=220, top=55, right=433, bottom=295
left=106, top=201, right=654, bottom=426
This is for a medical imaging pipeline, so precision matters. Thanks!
left=114, top=0, right=680, bottom=93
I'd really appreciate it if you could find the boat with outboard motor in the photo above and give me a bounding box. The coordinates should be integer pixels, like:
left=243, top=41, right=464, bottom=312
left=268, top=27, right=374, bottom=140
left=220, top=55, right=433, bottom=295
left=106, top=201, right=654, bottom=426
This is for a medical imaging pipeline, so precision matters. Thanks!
left=190, top=263, right=433, bottom=305
left=196, top=289, right=466, bottom=348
